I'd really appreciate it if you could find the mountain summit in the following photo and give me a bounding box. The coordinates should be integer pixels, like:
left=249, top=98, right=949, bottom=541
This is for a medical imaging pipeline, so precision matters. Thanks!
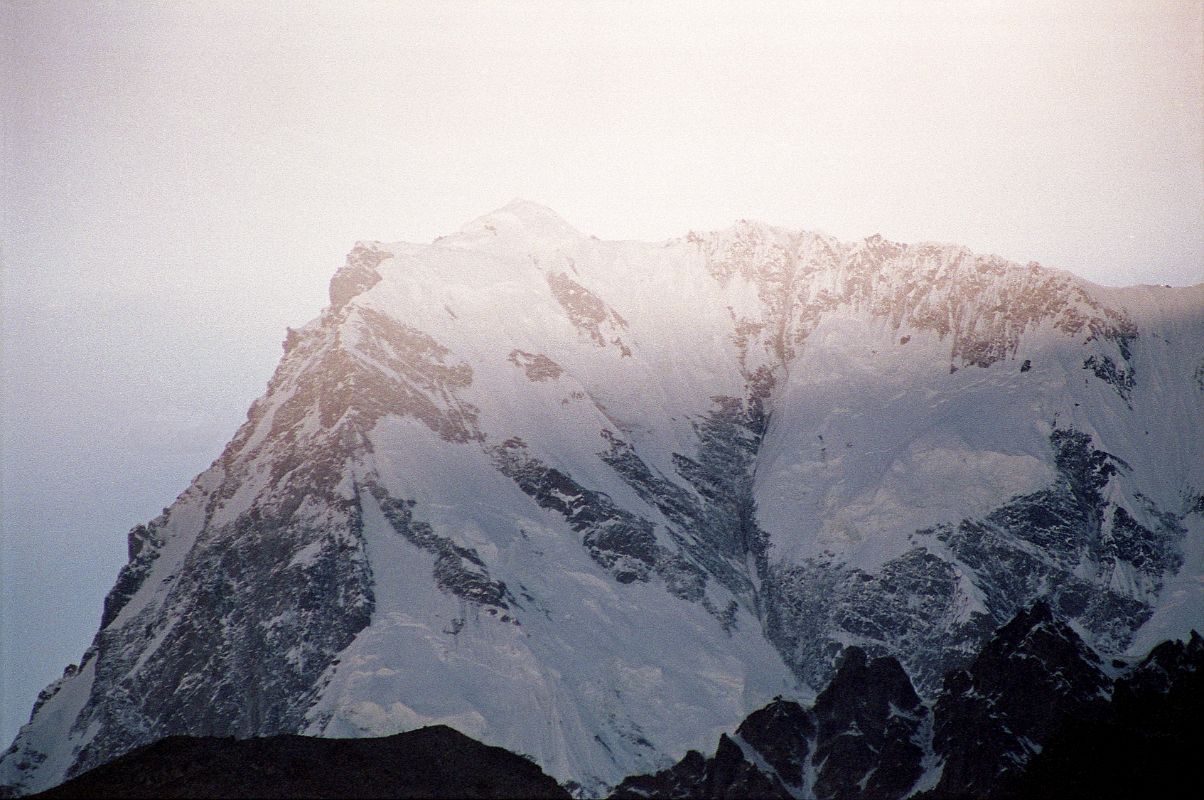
left=4, top=207, right=1202, bottom=796
left=455, top=199, right=581, bottom=247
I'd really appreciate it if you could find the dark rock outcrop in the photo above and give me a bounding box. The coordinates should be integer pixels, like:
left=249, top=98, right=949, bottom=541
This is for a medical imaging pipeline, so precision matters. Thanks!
left=812, top=648, right=926, bottom=800
left=765, top=427, right=1185, bottom=696
left=614, top=605, right=1198, bottom=800
left=328, top=243, right=388, bottom=311
left=1000, top=631, right=1204, bottom=800
left=733, top=698, right=813, bottom=788
left=372, top=488, right=512, bottom=610
left=609, top=733, right=792, bottom=800
left=925, top=601, right=1111, bottom=798
left=610, top=649, right=927, bottom=800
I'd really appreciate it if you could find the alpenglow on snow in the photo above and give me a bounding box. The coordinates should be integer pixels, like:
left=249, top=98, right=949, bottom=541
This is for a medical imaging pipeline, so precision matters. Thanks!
left=4, top=201, right=1202, bottom=796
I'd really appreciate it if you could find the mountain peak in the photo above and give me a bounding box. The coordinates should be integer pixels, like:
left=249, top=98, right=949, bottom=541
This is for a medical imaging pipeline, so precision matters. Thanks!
left=457, top=199, right=579, bottom=242
left=499, top=197, right=565, bottom=218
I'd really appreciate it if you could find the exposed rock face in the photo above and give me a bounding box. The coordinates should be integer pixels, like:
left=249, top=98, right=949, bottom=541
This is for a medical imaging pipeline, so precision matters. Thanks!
left=490, top=436, right=664, bottom=586
left=692, top=225, right=1139, bottom=374
left=927, top=602, right=1111, bottom=798
left=547, top=271, right=632, bottom=355
left=611, top=646, right=930, bottom=800
left=371, top=487, right=512, bottom=610
left=762, top=423, right=1187, bottom=696
left=812, top=649, right=926, bottom=800
left=4, top=202, right=1201, bottom=796
left=610, top=733, right=793, bottom=800
left=509, top=350, right=565, bottom=382
left=608, top=749, right=712, bottom=799
left=733, top=699, right=813, bottom=789
left=1004, top=631, right=1204, bottom=800
left=328, top=243, right=388, bottom=311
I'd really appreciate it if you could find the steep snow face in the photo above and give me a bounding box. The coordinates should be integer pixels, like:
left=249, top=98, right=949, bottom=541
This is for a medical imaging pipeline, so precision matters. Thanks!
left=4, top=202, right=1202, bottom=795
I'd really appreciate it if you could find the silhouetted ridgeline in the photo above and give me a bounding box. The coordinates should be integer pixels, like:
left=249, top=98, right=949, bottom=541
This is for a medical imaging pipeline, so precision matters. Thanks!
left=25, top=725, right=569, bottom=800
left=20, top=605, right=1201, bottom=799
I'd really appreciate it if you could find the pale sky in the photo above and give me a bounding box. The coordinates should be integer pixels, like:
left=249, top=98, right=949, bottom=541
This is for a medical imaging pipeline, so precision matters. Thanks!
left=2, top=0, right=1201, bottom=746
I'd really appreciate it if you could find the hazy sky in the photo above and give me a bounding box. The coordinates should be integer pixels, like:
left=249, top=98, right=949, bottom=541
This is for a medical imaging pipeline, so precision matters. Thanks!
left=2, top=0, right=1201, bottom=746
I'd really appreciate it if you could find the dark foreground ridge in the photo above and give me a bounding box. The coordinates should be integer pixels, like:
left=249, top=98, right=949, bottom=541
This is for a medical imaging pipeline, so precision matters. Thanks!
left=21, top=608, right=1202, bottom=799
left=28, top=725, right=569, bottom=800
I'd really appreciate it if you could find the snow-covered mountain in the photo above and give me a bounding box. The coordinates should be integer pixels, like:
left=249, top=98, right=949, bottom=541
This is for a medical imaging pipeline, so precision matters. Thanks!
left=4, top=201, right=1202, bottom=796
